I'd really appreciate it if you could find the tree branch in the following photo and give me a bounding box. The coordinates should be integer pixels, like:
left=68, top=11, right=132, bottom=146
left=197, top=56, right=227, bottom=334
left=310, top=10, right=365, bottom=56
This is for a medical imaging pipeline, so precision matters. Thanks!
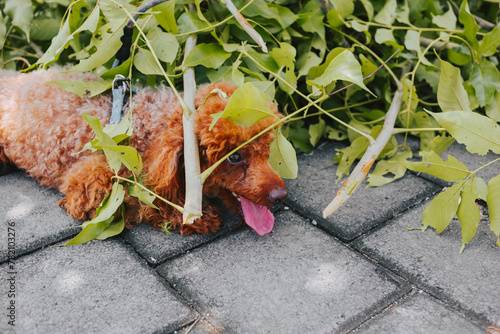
left=323, top=82, right=404, bottom=218
left=182, top=4, right=203, bottom=225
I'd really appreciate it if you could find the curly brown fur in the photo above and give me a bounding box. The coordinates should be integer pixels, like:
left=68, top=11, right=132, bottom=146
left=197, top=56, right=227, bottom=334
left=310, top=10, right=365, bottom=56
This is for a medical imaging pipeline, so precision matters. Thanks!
left=0, top=69, right=287, bottom=235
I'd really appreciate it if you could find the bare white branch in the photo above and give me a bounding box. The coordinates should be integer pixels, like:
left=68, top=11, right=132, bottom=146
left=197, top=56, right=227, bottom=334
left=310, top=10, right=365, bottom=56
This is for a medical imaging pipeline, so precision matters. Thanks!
left=220, top=0, right=267, bottom=53
left=182, top=5, right=203, bottom=225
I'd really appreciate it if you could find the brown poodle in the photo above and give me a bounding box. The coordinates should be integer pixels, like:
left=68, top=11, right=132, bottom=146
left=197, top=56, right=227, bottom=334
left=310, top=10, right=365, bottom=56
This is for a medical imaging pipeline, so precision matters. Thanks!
left=0, top=69, right=287, bottom=235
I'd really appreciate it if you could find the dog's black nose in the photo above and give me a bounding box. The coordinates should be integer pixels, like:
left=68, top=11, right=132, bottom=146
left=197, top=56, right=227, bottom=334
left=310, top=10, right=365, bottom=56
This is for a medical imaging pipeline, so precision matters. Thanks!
left=268, top=188, right=287, bottom=205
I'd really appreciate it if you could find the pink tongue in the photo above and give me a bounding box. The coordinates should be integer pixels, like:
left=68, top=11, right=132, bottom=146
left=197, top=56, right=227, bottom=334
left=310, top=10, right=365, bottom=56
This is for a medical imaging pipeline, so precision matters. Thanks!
left=239, top=196, right=274, bottom=236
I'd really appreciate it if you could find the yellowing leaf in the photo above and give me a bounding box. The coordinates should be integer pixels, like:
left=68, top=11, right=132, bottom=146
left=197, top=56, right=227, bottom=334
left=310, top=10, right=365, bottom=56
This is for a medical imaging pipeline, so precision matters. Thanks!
left=403, top=151, right=469, bottom=182
left=269, top=131, right=298, bottom=179
left=335, top=136, right=369, bottom=182
left=427, top=109, right=500, bottom=155
left=210, top=82, right=277, bottom=129
left=487, top=173, right=500, bottom=246
left=49, top=79, right=112, bottom=98
left=456, top=181, right=480, bottom=252
left=422, top=182, right=463, bottom=234
left=437, top=60, right=471, bottom=112
left=367, top=148, right=412, bottom=187
left=309, top=118, right=325, bottom=147
left=101, top=145, right=143, bottom=176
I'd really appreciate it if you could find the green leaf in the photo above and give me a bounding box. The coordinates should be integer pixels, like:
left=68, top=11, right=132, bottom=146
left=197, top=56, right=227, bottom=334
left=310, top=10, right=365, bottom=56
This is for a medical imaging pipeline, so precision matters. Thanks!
left=148, top=29, right=179, bottom=64
left=403, top=151, right=469, bottom=182
left=64, top=182, right=126, bottom=245
left=309, top=118, right=326, bottom=147
left=269, top=131, right=298, bottom=179
left=71, top=20, right=124, bottom=72
left=479, top=26, right=500, bottom=57
left=458, top=0, right=479, bottom=50
left=468, top=60, right=500, bottom=107
left=0, top=12, right=6, bottom=49
left=427, top=109, right=500, bottom=155
left=184, top=43, right=231, bottom=69
left=437, top=59, right=470, bottom=112
left=421, top=182, right=463, bottom=234
left=415, top=111, right=440, bottom=150
left=129, top=184, right=159, bottom=209
left=36, top=5, right=100, bottom=67
left=487, top=173, right=500, bottom=246
left=335, top=136, right=369, bottom=182
left=432, top=7, right=456, bottom=31
left=367, top=148, right=412, bottom=187
left=85, top=182, right=126, bottom=227
left=297, top=1, right=325, bottom=41
left=326, top=126, right=347, bottom=141
left=134, top=47, right=163, bottom=76
left=154, top=0, right=177, bottom=33
left=307, top=50, right=374, bottom=96
left=426, top=135, right=455, bottom=155
left=457, top=180, right=480, bottom=252
left=103, top=110, right=133, bottom=143
left=49, top=79, right=112, bottom=98
left=475, top=177, right=488, bottom=202
left=269, top=43, right=296, bottom=70
left=486, top=91, right=500, bottom=123
left=210, top=82, right=277, bottom=129
left=374, top=28, right=404, bottom=51
left=177, top=12, right=209, bottom=35
left=64, top=217, right=112, bottom=246
left=101, top=145, right=142, bottom=175
left=400, top=77, right=418, bottom=127
left=4, top=0, right=33, bottom=41
left=373, top=0, right=397, bottom=25
left=405, top=30, right=432, bottom=66
left=96, top=206, right=125, bottom=240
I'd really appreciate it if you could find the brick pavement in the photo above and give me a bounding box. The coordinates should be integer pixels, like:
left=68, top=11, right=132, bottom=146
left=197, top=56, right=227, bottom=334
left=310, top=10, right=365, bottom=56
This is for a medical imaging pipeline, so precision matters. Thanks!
left=0, top=142, right=498, bottom=333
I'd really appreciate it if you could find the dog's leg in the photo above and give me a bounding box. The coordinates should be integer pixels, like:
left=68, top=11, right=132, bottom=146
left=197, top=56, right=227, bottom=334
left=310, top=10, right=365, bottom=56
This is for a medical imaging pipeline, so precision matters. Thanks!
left=58, top=154, right=114, bottom=220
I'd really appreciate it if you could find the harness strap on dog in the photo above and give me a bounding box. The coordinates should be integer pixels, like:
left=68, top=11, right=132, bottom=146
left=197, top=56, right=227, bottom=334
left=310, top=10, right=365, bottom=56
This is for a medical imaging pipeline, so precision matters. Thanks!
left=110, top=75, right=130, bottom=124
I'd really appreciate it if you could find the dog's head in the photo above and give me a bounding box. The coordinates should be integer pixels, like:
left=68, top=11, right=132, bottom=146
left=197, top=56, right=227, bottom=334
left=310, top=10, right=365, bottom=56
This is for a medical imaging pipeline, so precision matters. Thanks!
left=194, top=83, right=287, bottom=235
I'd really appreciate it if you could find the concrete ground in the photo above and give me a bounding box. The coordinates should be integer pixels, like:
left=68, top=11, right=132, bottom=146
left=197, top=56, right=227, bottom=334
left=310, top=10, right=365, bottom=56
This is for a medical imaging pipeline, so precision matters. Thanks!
left=1, top=141, right=499, bottom=333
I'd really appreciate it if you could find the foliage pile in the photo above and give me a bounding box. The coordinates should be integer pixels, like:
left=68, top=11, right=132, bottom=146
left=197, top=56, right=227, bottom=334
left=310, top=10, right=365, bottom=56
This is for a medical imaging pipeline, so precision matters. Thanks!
left=1, top=0, right=500, bottom=251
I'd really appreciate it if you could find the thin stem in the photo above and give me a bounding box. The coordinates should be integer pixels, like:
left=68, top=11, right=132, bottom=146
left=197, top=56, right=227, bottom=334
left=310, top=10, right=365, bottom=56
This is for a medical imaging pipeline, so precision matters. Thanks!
left=176, top=0, right=256, bottom=37
left=392, top=127, right=445, bottom=134
left=113, top=176, right=184, bottom=213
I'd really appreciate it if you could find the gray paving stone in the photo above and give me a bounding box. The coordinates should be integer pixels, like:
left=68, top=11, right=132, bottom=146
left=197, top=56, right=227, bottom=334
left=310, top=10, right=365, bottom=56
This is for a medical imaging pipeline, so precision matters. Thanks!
left=0, top=164, right=15, bottom=176
left=285, top=142, right=441, bottom=241
left=0, top=238, right=196, bottom=334
left=354, top=292, right=484, bottom=333
left=0, top=173, right=79, bottom=263
left=123, top=208, right=243, bottom=265
left=353, top=201, right=500, bottom=328
left=158, top=210, right=410, bottom=333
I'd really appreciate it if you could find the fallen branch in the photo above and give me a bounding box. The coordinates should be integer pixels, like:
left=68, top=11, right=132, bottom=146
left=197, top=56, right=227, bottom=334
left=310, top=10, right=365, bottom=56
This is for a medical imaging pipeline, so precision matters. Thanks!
left=323, top=81, right=404, bottom=218
left=182, top=4, right=203, bottom=225
left=220, top=0, right=267, bottom=53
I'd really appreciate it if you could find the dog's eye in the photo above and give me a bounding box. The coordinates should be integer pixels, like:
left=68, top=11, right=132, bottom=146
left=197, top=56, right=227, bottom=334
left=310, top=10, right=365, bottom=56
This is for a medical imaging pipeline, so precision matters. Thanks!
left=227, top=152, right=243, bottom=164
